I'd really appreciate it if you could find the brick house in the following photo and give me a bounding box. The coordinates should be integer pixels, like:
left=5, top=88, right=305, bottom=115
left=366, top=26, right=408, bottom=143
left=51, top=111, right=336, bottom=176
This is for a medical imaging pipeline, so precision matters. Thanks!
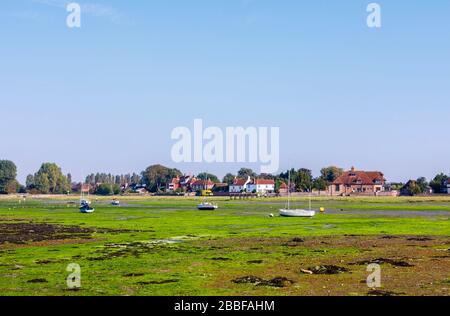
left=168, top=176, right=180, bottom=191
left=329, top=167, right=385, bottom=196
left=191, top=179, right=215, bottom=191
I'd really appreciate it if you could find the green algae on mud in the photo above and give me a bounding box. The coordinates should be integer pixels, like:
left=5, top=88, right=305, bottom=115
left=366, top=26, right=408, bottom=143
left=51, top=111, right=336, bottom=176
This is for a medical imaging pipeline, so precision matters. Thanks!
left=0, top=196, right=449, bottom=296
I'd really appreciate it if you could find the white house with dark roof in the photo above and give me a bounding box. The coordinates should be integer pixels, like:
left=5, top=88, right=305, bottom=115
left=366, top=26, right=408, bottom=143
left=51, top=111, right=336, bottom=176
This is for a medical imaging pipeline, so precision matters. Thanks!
left=229, top=177, right=251, bottom=193
left=229, top=177, right=275, bottom=194
left=247, top=179, right=275, bottom=194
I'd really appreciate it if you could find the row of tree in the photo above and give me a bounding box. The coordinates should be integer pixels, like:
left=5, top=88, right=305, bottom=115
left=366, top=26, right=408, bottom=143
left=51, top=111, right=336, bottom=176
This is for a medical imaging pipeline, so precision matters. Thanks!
left=400, top=174, right=450, bottom=196
left=1, top=159, right=449, bottom=195
left=85, top=173, right=142, bottom=187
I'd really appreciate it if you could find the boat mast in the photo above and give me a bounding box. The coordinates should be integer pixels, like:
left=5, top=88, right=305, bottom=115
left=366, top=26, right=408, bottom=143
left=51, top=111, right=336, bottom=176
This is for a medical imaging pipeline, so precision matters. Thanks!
left=309, top=180, right=312, bottom=211
left=309, top=189, right=312, bottom=211
left=287, top=170, right=291, bottom=210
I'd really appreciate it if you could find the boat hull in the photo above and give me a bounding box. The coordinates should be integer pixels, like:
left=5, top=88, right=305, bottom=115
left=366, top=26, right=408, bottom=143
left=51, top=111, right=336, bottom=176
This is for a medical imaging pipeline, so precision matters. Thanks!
left=80, top=207, right=95, bottom=213
left=197, top=205, right=218, bottom=211
left=279, top=209, right=315, bottom=217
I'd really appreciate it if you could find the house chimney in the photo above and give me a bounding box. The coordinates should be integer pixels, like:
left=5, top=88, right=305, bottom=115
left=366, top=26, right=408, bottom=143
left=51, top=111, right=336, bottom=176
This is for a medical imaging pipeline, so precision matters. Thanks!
left=351, top=166, right=355, bottom=172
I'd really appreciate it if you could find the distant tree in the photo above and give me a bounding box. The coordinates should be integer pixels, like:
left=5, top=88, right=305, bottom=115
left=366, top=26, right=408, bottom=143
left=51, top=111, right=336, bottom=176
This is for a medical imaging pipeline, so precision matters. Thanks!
left=237, top=168, right=257, bottom=179
left=0, top=160, right=18, bottom=194
left=416, top=177, right=429, bottom=194
left=295, top=168, right=313, bottom=192
left=112, top=184, right=121, bottom=195
left=67, top=173, right=72, bottom=184
left=142, top=164, right=182, bottom=192
left=320, top=166, right=344, bottom=184
left=197, top=172, right=220, bottom=183
left=131, top=173, right=141, bottom=184
left=4, top=180, right=19, bottom=194
left=313, top=177, right=327, bottom=191
left=34, top=173, right=50, bottom=194
left=402, top=180, right=422, bottom=196
left=26, top=174, right=35, bottom=190
left=18, top=184, right=27, bottom=194
left=33, top=163, right=70, bottom=194
left=259, top=173, right=276, bottom=180
left=222, top=173, right=236, bottom=185
left=95, top=183, right=113, bottom=196
left=279, top=168, right=296, bottom=182
left=430, top=173, right=449, bottom=194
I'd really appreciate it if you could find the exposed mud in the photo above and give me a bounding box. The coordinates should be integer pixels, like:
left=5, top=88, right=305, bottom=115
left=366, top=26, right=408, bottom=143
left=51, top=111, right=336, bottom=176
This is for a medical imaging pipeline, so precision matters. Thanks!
left=27, top=278, right=48, bottom=284
left=302, top=265, right=350, bottom=275
left=407, top=237, right=434, bottom=242
left=247, top=260, right=264, bottom=264
left=137, top=279, right=179, bottom=285
left=88, top=238, right=192, bottom=261
left=210, top=257, right=232, bottom=261
left=351, top=258, right=414, bottom=267
left=201, top=235, right=450, bottom=296
left=0, top=223, right=94, bottom=245
left=123, top=273, right=145, bottom=277
left=232, top=276, right=294, bottom=288
left=368, top=289, right=405, bottom=296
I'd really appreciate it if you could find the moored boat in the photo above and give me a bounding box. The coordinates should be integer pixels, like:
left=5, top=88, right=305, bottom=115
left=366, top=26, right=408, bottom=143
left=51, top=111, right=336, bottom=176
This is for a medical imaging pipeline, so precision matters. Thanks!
left=279, top=170, right=316, bottom=218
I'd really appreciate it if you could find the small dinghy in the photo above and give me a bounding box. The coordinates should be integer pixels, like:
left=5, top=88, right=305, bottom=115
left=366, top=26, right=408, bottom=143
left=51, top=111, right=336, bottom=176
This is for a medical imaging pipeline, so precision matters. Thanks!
left=80, top=200, right=95, bottom=213
left=279, top=209, right=315, bottom=218
left=111, top=199, right=120, bottom=206
left=197, top=201, right=218, bottom=211
left=279, top=170, right=315, bottom=218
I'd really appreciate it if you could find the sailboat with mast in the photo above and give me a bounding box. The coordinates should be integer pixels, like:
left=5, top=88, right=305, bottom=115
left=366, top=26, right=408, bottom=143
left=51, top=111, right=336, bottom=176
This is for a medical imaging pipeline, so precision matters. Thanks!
left=279, top=171, right=315, bottom=218
left=79, top=183, right=95, bottom=213
left=197, top=176, right=218, bottom=211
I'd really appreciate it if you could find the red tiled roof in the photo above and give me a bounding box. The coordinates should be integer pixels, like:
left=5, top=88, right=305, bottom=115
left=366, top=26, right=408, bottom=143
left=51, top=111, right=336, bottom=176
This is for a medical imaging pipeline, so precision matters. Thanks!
left=254, top=179, right=275, bottom=185
left=333, top=170, right=384, bottom=186
left=191, top=180, right=214, bottom=186
left=279, top=182, right=288, bottom=189
left=232, top=178, right=248, bottom=186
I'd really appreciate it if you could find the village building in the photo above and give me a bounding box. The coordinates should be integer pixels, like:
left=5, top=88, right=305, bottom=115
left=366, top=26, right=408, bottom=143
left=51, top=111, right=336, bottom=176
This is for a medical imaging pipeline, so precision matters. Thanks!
left=71, top=183, right=92, bottom=193
left=229, top=177, right=275, bottom=194
left=278, top=182, right=288, bottom=195
left=190, top=179, right=215, bottom=191
left=329, top=167, right=385, bottom=196
left=179, top=175, right=195, bottom=190
left=212, top=183, right=229, bottom=193
left=168, top=176, right=180, bottom=191
left=229, top=178, right=250, bottom=193
left=247, top=179, right=275, bottom=194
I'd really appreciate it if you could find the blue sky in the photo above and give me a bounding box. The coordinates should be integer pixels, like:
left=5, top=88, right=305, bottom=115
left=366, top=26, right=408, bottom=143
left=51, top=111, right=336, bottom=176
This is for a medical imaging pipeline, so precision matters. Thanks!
left=1, top=0, right=449, bottom=183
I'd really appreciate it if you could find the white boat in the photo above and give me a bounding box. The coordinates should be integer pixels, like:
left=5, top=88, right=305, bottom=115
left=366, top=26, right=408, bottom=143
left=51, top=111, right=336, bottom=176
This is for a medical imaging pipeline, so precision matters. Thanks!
left=196, top=175, right=218, bottom=211
left=112, top=200, right=120, bottom=206
left=279, top=209, right=315, bottom=217
left=197, top=202, right=218, bottom=211
left=279, top=171, right=315, bottom=218
left=80, top=185, right=95, bottom=213
left=80, top=204, right=95, bottom=213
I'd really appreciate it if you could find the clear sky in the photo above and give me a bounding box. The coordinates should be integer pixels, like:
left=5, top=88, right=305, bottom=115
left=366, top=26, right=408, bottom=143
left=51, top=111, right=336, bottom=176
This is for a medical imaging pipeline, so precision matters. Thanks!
left=1, top=0, right=449, bottom=183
